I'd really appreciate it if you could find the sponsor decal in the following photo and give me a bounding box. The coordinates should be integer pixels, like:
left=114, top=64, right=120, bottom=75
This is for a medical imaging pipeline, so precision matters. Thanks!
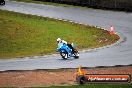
left=76, top=66, right=131, bottom=84
left=85, top=74, right=131, bottom=83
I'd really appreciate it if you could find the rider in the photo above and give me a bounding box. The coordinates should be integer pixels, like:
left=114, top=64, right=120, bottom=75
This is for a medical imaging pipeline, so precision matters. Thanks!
left=57, top=38, right=75, bottom=53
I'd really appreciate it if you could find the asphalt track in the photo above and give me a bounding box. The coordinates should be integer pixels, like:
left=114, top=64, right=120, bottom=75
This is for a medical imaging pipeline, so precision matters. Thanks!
left=0, top=1, right=132, bottom=71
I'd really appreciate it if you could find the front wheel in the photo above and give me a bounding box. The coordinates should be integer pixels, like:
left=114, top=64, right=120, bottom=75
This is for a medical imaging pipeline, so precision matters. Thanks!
left=60, top=50, right=68, bottom=59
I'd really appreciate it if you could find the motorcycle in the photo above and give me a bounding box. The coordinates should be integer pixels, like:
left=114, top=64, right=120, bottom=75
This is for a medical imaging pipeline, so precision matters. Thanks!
left=0, top=0, right=5, bottom=5
left=57, top=43, right=79, bottom=59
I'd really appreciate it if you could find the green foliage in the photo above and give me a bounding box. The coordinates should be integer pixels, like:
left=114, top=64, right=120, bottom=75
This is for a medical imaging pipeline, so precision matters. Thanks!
left=10, top=0, right=77, bottom=7
left=49, top=84, right=132, bottom=88
left=33, top=83, right=132, bottom=88
left=12, top=0, right=132, bottom=11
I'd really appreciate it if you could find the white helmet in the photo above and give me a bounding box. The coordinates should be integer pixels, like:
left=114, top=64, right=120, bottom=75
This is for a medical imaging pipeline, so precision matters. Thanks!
left=57, top=38, right=61, bottom=42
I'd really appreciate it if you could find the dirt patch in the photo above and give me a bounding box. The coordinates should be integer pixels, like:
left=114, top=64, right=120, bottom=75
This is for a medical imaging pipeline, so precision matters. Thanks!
left=0, top=66, right=132, bottom=87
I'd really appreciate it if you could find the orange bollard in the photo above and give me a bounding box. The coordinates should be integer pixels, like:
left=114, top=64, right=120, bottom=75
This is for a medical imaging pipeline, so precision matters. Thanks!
left=109, top=26, right=115, bottom=35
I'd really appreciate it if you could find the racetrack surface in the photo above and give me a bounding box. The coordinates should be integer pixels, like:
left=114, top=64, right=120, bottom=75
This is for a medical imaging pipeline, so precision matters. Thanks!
left=0, top=1, right=132, bottom=71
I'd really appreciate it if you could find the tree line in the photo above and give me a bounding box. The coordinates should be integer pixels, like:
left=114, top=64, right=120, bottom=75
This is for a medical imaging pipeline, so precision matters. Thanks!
left=36, top=0, right=132, bottom=11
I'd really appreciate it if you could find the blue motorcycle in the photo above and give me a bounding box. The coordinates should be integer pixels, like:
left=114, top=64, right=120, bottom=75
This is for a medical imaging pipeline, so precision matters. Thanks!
left=57, top=43, right=79, bottom=59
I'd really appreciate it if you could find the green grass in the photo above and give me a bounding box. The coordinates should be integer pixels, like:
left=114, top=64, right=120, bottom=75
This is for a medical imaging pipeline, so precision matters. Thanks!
left=33, top=83, right=132, bottom=88
left=0, top=10, right=119, bottom=58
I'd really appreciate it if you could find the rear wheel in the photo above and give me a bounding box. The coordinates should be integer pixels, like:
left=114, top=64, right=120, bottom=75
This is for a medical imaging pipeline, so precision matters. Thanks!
left=60, top=50, right=68, bottom=59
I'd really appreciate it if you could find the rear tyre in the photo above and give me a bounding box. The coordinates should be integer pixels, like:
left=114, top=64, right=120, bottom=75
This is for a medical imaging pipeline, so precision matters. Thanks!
left=76, top=76, right=87, bottom=84
left=60, top=50, right=68, bottom=59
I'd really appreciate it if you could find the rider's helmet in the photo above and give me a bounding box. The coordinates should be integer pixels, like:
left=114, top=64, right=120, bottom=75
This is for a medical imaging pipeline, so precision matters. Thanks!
left=57, top=38, right=61, bottom=43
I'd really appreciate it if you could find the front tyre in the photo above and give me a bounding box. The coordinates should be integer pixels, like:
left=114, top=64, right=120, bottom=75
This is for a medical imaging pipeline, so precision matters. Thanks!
left=60, top=50, right=68, bottom=59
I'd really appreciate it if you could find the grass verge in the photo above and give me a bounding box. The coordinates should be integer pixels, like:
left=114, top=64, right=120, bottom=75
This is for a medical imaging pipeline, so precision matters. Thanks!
left=34, top=84, right=132, bottom=88
left=0, top=10, right=119, bottom=59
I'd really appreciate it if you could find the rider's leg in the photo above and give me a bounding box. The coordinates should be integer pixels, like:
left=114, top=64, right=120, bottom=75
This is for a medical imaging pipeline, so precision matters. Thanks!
left=67, top=44, right=75, bottom=53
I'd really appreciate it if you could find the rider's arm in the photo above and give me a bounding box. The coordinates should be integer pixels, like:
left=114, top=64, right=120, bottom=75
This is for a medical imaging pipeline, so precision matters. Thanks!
left=62, top=40, right=67, bottom=44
